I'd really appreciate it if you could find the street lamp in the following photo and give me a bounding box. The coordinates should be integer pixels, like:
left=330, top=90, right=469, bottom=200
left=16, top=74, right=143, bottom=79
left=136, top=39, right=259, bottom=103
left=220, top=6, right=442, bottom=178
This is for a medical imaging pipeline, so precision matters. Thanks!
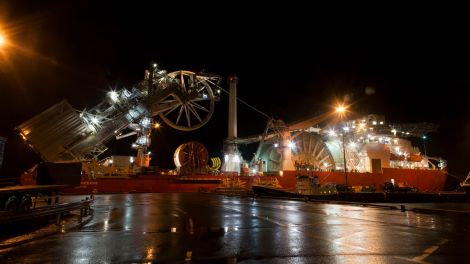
left=0, top=30, right=7, bottom=48
left=335, top=103, right=349, bottom=186
left=335, top=104, right=349, bottom=186
left=335, top=104, right=346, bottom=114
left=342, top=126, right=348, bottom=186
left=422, top=135, right=427, bottom=157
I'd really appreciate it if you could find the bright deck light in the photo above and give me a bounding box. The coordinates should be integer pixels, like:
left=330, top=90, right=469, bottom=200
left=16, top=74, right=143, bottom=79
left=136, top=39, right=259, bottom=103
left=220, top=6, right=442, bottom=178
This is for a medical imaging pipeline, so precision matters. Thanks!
left=109, top=91, right=119, bottom=102
left=288, top=141, right=295, bottom=149
left=328, top=129, right=336, bottom=137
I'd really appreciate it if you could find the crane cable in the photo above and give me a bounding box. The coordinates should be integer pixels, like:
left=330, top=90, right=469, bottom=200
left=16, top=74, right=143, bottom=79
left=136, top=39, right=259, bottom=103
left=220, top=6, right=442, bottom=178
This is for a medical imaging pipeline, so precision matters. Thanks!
left=208, top=80, right=272, bottom=120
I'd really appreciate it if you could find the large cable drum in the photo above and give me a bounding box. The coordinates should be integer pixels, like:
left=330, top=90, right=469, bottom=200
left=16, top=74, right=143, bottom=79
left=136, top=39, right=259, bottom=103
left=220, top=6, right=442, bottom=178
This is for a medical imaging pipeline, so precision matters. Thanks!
left=156, top=71, right=217, bottom=131
left=292, top=132, right=335, bottom=170
left=258, top=132, right=335, bottom=172
left=174, top=141, right=208, bottom=174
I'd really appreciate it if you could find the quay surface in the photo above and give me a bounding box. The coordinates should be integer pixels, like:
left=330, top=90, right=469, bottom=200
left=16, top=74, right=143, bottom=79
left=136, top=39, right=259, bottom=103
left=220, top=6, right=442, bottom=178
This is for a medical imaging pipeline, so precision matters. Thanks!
left=1, top=193, right=470, bottom=263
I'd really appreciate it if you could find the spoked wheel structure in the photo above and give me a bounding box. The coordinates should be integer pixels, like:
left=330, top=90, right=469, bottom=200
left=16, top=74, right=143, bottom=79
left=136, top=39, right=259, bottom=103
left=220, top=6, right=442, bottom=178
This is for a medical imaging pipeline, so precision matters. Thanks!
left=159, top=71, right=215, bottom=131
left=261, top=132, right=335, bottom=172
left=291, top=132, right=335, bottom=170
left=174, top=141, right=209, bottom=174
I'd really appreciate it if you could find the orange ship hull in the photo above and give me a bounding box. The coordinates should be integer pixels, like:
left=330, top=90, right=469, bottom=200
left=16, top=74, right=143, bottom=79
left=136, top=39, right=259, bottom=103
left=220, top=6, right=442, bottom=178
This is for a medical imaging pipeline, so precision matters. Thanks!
left=277, top=168, right=448, bottom=193
left=20, top=168, right=447, bottom=194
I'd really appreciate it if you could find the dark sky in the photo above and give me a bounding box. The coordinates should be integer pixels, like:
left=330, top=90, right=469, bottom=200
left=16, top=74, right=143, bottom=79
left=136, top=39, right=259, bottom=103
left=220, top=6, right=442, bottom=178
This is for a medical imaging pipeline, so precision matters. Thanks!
left=1, top=1, right=470, bottom=180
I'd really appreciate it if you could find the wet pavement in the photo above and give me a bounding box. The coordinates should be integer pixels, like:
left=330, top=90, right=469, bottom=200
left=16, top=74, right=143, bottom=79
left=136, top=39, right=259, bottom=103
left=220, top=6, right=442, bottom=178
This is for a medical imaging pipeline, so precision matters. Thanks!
left=1, top=193, right=470, bottom=263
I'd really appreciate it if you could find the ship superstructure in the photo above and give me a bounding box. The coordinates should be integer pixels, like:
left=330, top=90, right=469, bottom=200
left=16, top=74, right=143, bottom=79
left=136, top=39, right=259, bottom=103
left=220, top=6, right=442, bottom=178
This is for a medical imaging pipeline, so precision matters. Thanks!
left=236, top=113, right=445, bottom=178
left=322, top=114, right=445, bottom=173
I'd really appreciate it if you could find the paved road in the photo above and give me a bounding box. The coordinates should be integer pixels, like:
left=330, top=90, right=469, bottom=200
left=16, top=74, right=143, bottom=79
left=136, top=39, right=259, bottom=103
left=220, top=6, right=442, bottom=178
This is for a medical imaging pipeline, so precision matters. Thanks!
left=1, top=193, right=470, bottom=263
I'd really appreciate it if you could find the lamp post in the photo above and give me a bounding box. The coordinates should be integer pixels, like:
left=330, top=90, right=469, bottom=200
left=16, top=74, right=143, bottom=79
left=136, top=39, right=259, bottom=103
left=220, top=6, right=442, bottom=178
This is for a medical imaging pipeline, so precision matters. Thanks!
left=342, top=127, right=348, bottom=186
left=422, top=135, right=427, bottom=157
left=335, top=104, right=348, bottom=186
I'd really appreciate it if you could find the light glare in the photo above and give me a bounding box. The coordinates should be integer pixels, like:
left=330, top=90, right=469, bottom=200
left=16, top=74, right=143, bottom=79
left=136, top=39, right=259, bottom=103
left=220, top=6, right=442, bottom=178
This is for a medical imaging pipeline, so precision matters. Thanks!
left=335, top=105, right=346, bottom=113
left=288, top=141, right=295, bottom=149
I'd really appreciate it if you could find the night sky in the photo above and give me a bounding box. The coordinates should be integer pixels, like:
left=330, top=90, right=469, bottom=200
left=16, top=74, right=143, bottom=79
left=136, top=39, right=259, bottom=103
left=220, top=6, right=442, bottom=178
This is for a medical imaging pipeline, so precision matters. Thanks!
left=1, top=1, right=470, bottom=183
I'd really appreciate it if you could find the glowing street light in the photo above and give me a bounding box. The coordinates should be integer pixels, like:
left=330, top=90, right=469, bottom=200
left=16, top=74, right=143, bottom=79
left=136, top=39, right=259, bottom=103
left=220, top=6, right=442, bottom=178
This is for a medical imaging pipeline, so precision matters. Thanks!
left=0, top=29, right=9, bottom=49
left=0, top=34, right=5, bottom=47
left=422, top=135, right=427, bottom=157
left=335, top=104, right=346, bottom=113
left=335, top=103, right=349, bottom=186
left=0, top=26, right=7, bottom=45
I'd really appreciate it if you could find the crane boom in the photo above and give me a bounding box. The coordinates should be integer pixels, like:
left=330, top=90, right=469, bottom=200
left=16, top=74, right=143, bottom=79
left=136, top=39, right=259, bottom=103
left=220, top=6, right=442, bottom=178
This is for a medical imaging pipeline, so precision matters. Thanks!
left=286, top=112, right=336, bottom=131
left=16, top=63, right=221, bottom=163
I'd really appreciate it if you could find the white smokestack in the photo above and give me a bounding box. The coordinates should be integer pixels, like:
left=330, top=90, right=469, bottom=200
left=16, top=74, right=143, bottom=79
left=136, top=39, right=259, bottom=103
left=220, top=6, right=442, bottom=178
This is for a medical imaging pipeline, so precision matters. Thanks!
left=222, top=76, right=241, bottom=174
left=228, top=76, right=238, bottom=140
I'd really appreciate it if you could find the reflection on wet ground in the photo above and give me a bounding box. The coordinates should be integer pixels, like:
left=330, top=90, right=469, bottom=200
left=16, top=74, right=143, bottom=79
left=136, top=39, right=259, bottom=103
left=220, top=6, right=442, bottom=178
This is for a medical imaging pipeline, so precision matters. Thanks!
left=1, top=193, right=470, bottom=263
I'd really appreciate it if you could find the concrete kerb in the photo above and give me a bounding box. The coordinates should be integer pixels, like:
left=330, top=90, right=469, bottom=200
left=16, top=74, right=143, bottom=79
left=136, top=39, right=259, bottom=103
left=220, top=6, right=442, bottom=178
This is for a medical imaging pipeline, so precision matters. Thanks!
left=411, top=207, right=470, bottom=216
left=0, top=209, right=94, bottom=250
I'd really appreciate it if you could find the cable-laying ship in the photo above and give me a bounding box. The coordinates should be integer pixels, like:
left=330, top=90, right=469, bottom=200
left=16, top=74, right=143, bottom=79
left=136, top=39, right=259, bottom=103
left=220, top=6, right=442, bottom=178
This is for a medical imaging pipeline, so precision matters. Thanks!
left=16, top=62, right=448, bottom=194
